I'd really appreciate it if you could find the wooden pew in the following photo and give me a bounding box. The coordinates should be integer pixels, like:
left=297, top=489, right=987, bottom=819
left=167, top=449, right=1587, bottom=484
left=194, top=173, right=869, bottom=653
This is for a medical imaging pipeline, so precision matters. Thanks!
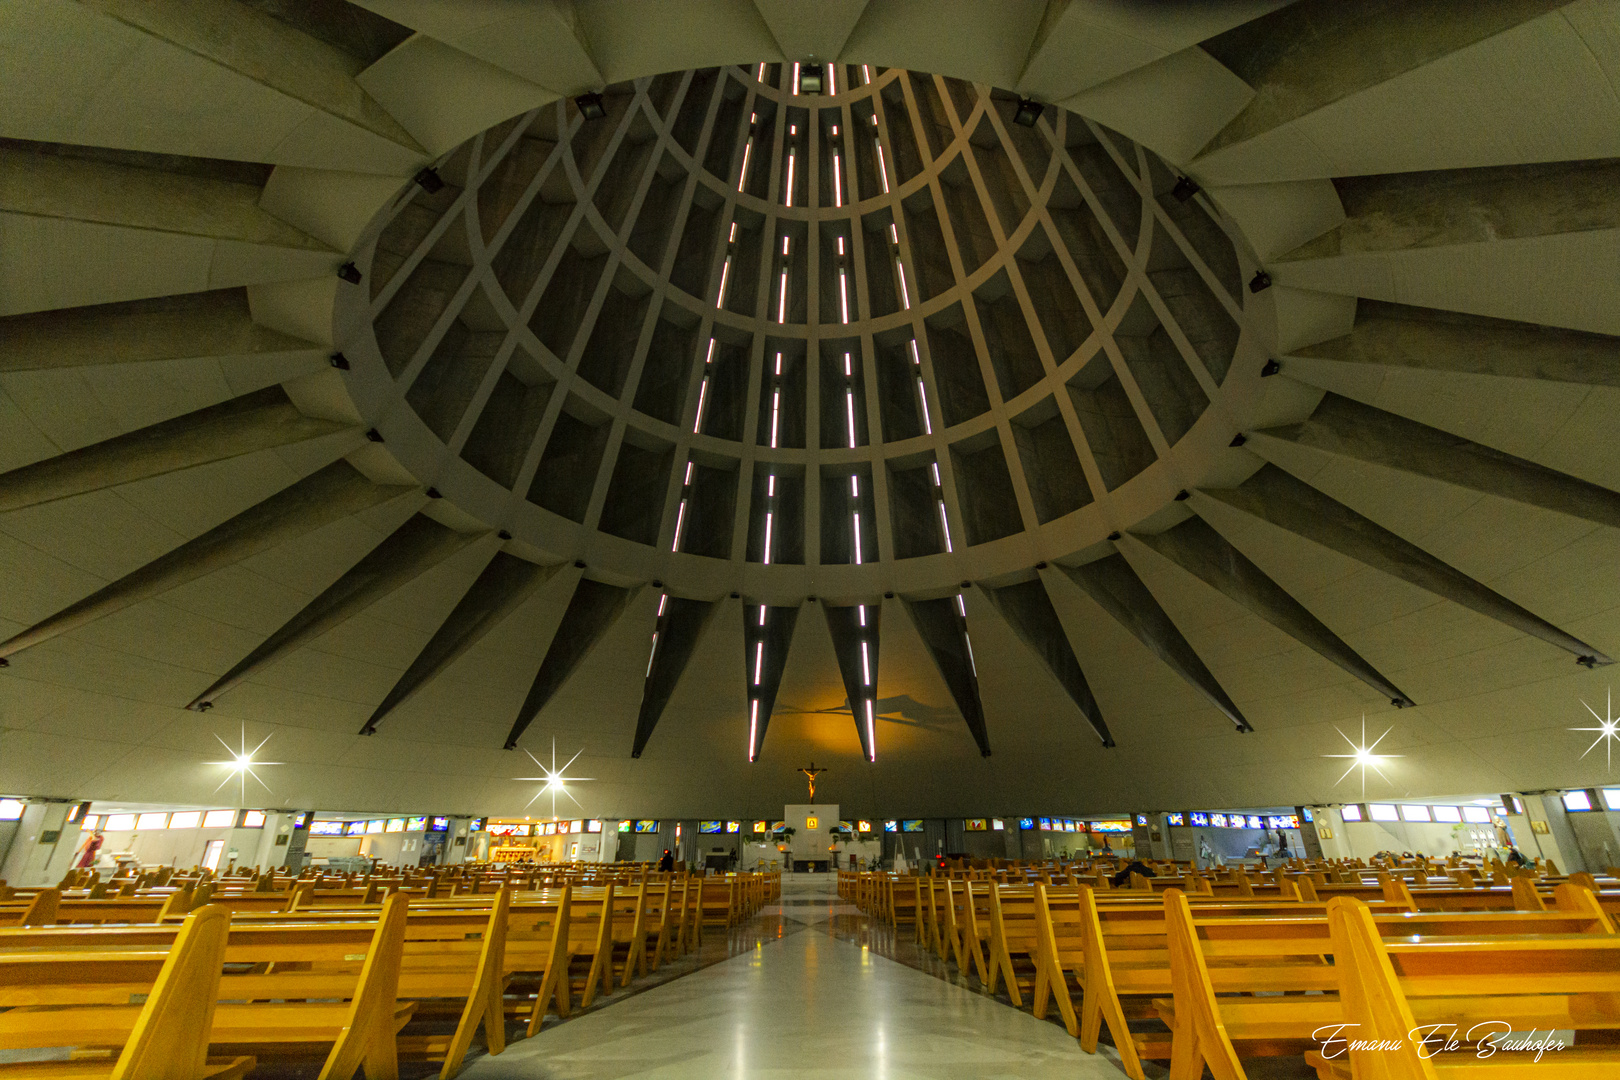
left=0, top=904, right=252, bottom=1080
left=1305, top=895, right=1620, bottom=1079
left=0, top=895, right=413, bottom=1080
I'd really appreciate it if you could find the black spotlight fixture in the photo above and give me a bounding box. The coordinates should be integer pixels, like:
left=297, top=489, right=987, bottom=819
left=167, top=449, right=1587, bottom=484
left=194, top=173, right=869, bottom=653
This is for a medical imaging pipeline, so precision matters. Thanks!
left=498, top=530, right=512, bottom=540
left=412, top=167, right=444, bottom=194
left=573, top=559, right=587, bottom=569
left=1578, top=655, right=1599, bottom=668
left=1034, top=562, right=1046, bottom=571
left=195, top=700, right=213, bottom=712
left=1249, top=269, right=1272, bottom=293
left=730, top=591, right=741, bottom=599
left=1229, top=433, right=1248, bottom=448
left=365, top=428, right=384, bottom=442
left=1260, top=358, right=1281, bottom=377
left=1013, top=97, right=1043, bottom=127
left=0, top=657, right=9, bottom=668
left=328, top=352, right=349, bottom=370
left=1174, top=490, right=1191, bottom=501
left=1171, top=176, right=1200, bottom=202
left=575, top=92, right=606, bottom=120
left=1106, top=531, right=1121, bottom=542
left=425, top=487, right=442, bottom=499
left=336, top=261, right=362, bottom=284
left=798, top=62, right=823, bottom=94
left=884, top=590, right=895, bottom=599
left=651, top=579, right=662, bottom=588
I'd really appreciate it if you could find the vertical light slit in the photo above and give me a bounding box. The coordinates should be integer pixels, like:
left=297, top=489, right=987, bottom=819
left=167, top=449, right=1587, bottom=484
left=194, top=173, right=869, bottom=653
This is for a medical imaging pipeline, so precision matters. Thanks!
left=938, top=502, right=953, bottom=552
left=758, top=604, right=767, bottom=627
left=770, top=391, right=780, bottom=447
left=896, top=261, right=911, bottom=308
left=777, top=269, right=788, bottom=322
left=646, top=631, right=659, bottom=676
left=693, top=377, right=709, bottom=433
left=754, top=641, right=764, bottom=684
left=839, top=270, right=849, bottom=323
left=716, top=257, right=731, bottom=305
left=846, top=390, right=857, bottom=448
left=659, top=593, right=669, bottom=617
left=833, top=152, right=843, bottom=206
left=763, top=511, right=773, bottom=565
left=918, top=380, right=932, bottom=433
left=865, top=699, right=875, bottom=761
left=748, top=698, right=759, bottom=760
left=672, top=501, right=688, bottom=551
left=860, top=640, right=871, bottom=685
left=784, top=149, right=795, bottom=206
left=853, top=511, right=863, bottom=564
left=792, top=62, right=800, bottom=95
left=876, top=144, right=890, bottom=193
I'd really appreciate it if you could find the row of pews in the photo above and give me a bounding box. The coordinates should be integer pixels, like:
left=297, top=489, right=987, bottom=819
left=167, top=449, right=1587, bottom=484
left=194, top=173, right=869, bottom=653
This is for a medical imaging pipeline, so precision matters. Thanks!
left=0, top=861, right=779, bottom=1079
left=844, top=856, right=1620, bottom=1079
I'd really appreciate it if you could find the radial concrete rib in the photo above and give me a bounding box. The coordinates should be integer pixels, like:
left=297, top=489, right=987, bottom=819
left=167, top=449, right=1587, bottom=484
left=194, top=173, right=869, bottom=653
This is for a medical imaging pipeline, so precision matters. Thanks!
left=0, top=461, right=411, bottom=660
left=360, top=551, right=563, bottom=734
left=630, top=597, right=718, bottom=758
left=1250, top=392, right=1620, bottom=531
left=80, top=0, right=423, bottom=152
left=1061, top=555, right=1251, bottom=732
left=902, top=596, right=992, bottom=756
left=1289, top=299, right=1620, bottom=387
left=1201, top=465, right=1613, bottom=665
left=744, top=604, right=801, bottom=761
left=0, top=386, right=354, bottom=514
left=0, top=288, right=322, bottom=374
left=188, top=514, right=482, bottom=708
left=1197, top=0, right=1568, bottom=157
left=1278, top=159, right=1620, bottom=261
left=822, top=603, right=882, bottom=762
left=505, top=579, right=636, bottom=749
left=978, top=579, right=1115, bottom=748
left=1126, top=520, right=1412, bottom=705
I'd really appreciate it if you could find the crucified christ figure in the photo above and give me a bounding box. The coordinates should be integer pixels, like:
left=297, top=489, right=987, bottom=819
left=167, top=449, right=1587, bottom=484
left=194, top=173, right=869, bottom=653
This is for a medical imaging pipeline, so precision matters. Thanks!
left=798, top=762, right=828, bottom=801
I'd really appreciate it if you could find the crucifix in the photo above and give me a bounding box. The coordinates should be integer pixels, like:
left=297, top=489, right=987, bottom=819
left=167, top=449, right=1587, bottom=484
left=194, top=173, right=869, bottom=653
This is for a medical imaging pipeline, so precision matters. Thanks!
left=798, top=762, right=828, bottom=801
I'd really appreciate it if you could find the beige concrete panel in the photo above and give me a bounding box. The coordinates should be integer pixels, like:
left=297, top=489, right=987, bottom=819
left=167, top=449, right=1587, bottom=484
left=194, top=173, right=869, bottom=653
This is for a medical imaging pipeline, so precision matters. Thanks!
left=752, top=0, right=868, bottom=62
left=0, top=214, right=214, bottom=316
left=246, top=278, right=340, bottom=347
left=1270, top=287, right=1356, bottom=355
left=265, top=106, right=428, bottom=176
left=1059, top=47, right=1253, bottom=167
left=206, top=242, right=338, bottom=292
left=839, top=0, right=1046, bottom=88
left=1205, top=180, right=1343, bottom=263
left=574, top=0, right=783, bottom=84
left=260, top=167, right=408, bottom=253
left=357, top=35, right=560, bottom=158
left=1273, top=230, right=1620, bottom=337
left=352, top=0, right=602, bottom=95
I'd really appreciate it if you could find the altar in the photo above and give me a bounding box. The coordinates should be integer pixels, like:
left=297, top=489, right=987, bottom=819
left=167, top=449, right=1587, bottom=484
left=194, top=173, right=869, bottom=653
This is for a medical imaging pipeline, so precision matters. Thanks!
left=782, top=803, right=836, bottom=871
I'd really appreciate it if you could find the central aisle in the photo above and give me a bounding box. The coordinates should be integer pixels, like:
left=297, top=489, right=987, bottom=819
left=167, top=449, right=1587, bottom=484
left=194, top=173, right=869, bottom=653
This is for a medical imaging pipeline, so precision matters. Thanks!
left=461, top=875, right=1124, bottom=1079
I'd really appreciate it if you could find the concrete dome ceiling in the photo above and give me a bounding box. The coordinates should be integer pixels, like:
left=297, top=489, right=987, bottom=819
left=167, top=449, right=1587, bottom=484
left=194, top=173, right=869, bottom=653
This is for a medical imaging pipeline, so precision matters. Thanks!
left=2, top=0, right=1620, bottom=820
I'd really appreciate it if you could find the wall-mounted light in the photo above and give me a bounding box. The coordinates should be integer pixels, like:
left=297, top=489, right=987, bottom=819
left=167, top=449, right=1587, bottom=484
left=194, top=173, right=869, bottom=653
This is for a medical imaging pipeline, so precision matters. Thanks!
left=575, top=92, right=606, bottom=120
left=1013, top=98, right=1043, bottom=127
left=413, top=167, right=445, bottom=194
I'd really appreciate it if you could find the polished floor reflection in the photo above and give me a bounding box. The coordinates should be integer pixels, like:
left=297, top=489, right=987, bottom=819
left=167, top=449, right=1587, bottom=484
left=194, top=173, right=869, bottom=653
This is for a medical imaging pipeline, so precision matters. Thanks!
left=461, top=875, right=1125, bottom=1079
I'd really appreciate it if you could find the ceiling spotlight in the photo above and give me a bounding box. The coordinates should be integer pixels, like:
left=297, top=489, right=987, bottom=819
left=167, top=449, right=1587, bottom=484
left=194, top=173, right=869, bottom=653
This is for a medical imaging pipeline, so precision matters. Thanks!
left=337, top=262, right=362, bottom=285
left=498, top=530, right=512, bottom=540
left=798, top=63, right=824, bottom=94
left=328, top=352, right=349, bottom=370
left=1261, top=359, right=1281, bottom=377
left=413, top=167, right=445, bottom=194
left=575, top=92, right=606, bottom=120
left=1106, top=532, right=1121, bottom=542
left=1579, top=655, right=1600, bottom=668
left=651, top=579, right=663, bottom=588
left=1229, top=433, right=1248, bottom=447
left=730, top=591, right=741, bottom=599
left=366, top=428, right=384, bottom=442
left=194, top=701, right=213, bottom=712
left=1013, top=98, right=1043, bottom=127
left=884, top=590, right=895, bottom=598
left=1249, top=270, right=1273, bottom=293
left=1171, top=176, right=1200, bottom=202
left=0, top=657, right=9, bottom=668
left=574, top=560, right=586, bottom=569
left=425, top=487, right=442, bottom=499
left=1174, top=490, right=1190, bottom=501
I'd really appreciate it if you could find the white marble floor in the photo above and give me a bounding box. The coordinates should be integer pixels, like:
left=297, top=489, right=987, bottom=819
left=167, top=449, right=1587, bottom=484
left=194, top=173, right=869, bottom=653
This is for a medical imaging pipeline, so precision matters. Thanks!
left=460, top=876, right=1125, bottom=1080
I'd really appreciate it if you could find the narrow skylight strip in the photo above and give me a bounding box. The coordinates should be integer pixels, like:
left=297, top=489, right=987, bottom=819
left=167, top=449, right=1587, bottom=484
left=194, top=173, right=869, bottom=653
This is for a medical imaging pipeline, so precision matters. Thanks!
left=860, top=641, right=871, bottom=685
left=792, top=62, right=800, bottom=95
left=754, top=641, right=764, bottom=684
left=685, top=461, right=695, bottom=485
left=716, top=256, right=732, bottom=305
left=862, top=64, right=871, bottom=85
left=784, top=150, right=795, bottom=206
left=729, top=221, right=738, bottom=242
left=938, top=501, right=953, bottom=552
left=646, top=631, right=659, bottom=676
left=774, top=351, right=783, bottom=376
left=851, top=474, right=859, bottom=497
left=833, top=152, right=843, bottom=206
left=853, top=512, right=863, bottom=564
left=839, top=270, right=849, bottom=323
left=757, top=63, right=766, bottom=80
left=955, top=594, right=966, bottom=617
left=896, top=261, right=911, bottom=308
left=672, top=500, right=688, bottom=551
left=865, top=699, right=875, bottom=761
left=763, top=511, right=773, bottom=565
left=767, top=473, right=776, bottom=496
left=827, top=65, right=836, bottom=95
left=889, top=223, right=899, bottom=244
left=843, top=352, right=852, bottom=377
left=777, top=269, right=788, bottom=322
left=918, top=380, right=932, bottom=433
left=846, top=390, right=857, bottom=448
left=659, top=593, right=669, bottom=617
left=748, top=698, right=759, bottom=761
left=758, top=604, right=768, bottom=627
left=706, top=338, right=717, bottom=364
left=693, top=377, right=709, bottom=433
left=909, top=339, right=921, bottom=365
left=738, top=140, right=753, bottom=192
left=931, top=462, right=941, bottom=486
left=964, top=631, right=978, bottom=677
left=770, top=391, right=780, bottom=448
left=876, top=143, right=890, bottom=193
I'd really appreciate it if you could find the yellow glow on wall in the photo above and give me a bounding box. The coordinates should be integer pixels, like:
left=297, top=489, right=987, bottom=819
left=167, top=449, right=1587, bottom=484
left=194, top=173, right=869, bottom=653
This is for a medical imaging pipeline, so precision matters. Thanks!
left=806, top=816, right=819, bottom=830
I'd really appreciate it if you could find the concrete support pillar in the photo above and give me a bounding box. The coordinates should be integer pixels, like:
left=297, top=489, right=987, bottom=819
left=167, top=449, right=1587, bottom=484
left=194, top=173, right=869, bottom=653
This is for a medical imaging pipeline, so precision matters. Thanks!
left=0, top=802, right=76, bottom=887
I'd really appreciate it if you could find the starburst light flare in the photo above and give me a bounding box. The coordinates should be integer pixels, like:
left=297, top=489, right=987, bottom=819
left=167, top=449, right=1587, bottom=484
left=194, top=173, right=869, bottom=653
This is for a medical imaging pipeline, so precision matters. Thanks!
left=1572, top=688, right=1620, bottom=771
left=514, top=739, right=593, bottom=820
left=1324, top=715, right=1400, bottom=798
left=204, top=723, right=281, bottom=805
